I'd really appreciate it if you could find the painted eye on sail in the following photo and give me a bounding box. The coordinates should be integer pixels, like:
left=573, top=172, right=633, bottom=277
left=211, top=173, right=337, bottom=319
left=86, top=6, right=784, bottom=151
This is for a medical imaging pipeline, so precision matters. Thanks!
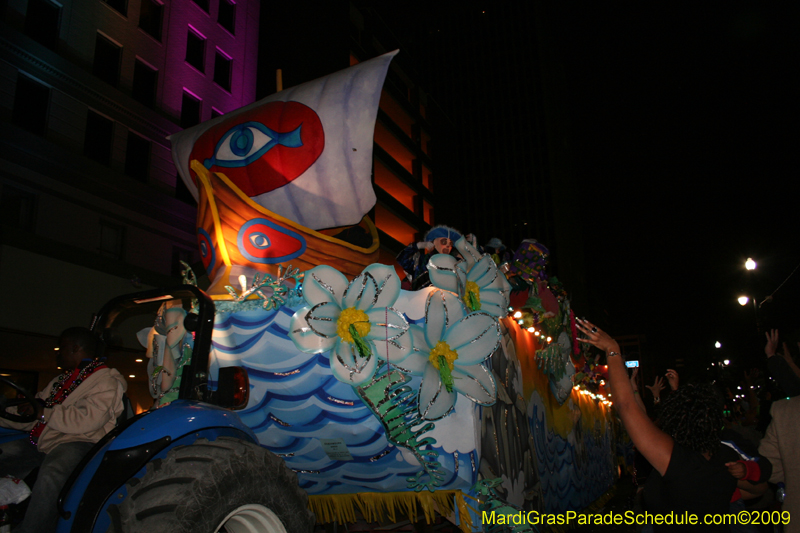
left=249, top=232, right=270, bottom=249
left=204, top=120, right=303, bottom=170
left=213, top=123, right=273, bottom=165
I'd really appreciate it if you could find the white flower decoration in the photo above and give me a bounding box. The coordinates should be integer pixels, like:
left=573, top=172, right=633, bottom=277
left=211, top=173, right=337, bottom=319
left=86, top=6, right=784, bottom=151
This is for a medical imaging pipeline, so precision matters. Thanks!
left=393, top=290, right=499, bottom=420
left=289, top=264, right=411, bottom=386
left=427, top=236, right=511, bottom=317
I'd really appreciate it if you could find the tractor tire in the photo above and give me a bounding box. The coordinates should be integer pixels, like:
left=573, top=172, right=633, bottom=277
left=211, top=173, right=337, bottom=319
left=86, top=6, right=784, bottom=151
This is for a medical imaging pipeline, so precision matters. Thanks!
left=107, top=436, right=315, bottom=533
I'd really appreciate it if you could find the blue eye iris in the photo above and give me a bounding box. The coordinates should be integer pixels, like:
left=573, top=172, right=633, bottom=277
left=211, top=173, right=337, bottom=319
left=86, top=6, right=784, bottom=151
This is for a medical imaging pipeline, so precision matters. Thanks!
left=204, top=121, right=304, bottom=169
left=249, top=233, right=270, bottom=249
left=231, top=128, right=254, bottom=157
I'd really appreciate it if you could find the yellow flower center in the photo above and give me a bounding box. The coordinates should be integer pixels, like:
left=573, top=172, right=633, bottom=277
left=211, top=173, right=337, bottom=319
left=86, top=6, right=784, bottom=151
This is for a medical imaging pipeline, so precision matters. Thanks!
left=429, top=340, right=458, bottom=371
left=337, top=307, right=371, bottom=343
left=463, top=280, right=481, bottom=311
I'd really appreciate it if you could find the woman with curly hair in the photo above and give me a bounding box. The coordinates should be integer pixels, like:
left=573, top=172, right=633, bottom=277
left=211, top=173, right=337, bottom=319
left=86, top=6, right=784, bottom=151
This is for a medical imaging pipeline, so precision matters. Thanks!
left=577, top=318, right=735, bottom=531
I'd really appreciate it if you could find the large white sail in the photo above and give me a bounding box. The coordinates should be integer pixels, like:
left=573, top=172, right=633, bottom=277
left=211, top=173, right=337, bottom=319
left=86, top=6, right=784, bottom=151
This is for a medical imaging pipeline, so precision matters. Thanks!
left=169, top=50, right=397, bottom=230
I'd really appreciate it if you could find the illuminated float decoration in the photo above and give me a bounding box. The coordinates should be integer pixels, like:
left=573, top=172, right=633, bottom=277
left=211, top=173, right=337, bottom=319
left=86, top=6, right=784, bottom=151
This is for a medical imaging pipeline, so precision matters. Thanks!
left=166, top=51, right=622, bottom=529
left=170, top=53, right=394, bottom=292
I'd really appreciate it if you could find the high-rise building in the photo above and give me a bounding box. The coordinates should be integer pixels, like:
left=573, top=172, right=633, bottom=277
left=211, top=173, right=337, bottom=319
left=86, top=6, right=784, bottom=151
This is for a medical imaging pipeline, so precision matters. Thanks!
left=259, top=1, right=451, bottom=262
left=0, top=0, right=259, bottom=392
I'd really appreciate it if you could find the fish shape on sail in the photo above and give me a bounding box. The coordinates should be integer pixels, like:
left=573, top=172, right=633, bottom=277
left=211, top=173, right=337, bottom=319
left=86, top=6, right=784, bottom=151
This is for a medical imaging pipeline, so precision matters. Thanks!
left=170, top=51, right=397, bottom=231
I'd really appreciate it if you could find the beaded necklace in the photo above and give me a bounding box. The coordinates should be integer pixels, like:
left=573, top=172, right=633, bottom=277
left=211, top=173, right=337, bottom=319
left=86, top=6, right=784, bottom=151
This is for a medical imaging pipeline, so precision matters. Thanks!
left=44, top=359, right=106, bottom=407
left=29, top=360, right=107, bottom=445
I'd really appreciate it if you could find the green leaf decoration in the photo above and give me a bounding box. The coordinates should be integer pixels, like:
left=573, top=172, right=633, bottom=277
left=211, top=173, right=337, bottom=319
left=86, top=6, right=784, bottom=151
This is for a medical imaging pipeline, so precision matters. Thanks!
left=349, top=324, right=372, bottom=360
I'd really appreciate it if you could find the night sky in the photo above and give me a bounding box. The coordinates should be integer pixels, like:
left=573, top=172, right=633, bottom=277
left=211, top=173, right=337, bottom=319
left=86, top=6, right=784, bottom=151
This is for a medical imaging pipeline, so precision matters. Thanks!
left=547, top=5, right=800, bottom=374
left=260, top=3, right=800, bottom=379
left=383, top=3, right=800, bottom=377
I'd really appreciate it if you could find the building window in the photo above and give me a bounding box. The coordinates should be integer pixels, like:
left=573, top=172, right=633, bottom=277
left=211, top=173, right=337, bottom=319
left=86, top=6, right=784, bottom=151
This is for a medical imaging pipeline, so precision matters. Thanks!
left=93, top=33, right=122, bottom=87
left=132, top=59, right=157, bottom=108
left=175, top=173, right=195, bottom=204
left=13, top=75, right=50, bottom=136
left=138, top=0, right=163, bottom=41
left=191, top=0, right=208, bottom=12
left=103, top=0, right=127, bottom=16
left=84, top=110, right=114, bottom=166
left=125, top=132, right=150, bottom=182
left=218, top=0, right=235, bottom=33
left=24, top=0, right=60, bottom=49
left=213, top=50, right=232, bottom=91
left=185, top=28, right=205, bottom=72
left=180, top=91, right=201, bottom=128
left=0, top=184, right=37, bottom=231
left=99, top=221, right=125, bottom=260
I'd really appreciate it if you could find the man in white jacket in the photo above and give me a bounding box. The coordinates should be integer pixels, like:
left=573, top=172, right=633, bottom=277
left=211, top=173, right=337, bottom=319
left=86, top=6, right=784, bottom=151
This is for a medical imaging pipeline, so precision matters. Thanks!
left=0, top=327, right=127, bottom=533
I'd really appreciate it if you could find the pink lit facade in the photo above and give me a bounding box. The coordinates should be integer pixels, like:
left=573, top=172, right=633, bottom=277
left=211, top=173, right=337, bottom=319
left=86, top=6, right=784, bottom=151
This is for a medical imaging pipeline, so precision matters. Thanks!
left=0, top=0, right=259, bottom=394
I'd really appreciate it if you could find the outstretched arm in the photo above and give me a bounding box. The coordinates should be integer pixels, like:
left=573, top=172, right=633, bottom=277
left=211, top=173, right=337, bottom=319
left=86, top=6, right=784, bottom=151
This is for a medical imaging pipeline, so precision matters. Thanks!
left=630, top=368, right=647, bottom=413
left=577, top=318, right=674, bottom=476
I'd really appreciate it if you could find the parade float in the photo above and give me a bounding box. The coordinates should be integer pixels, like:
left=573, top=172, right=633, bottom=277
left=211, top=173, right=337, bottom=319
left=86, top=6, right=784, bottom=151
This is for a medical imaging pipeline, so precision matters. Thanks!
left=157, top=50, right=623, bottom=530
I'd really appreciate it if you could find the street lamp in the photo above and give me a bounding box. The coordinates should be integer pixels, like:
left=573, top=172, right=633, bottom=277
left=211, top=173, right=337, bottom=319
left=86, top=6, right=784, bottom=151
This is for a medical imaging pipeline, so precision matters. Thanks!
left=737, top=296, right=749, bottom=306
left=745, top=258, right=757, bottom=271
left=715, top=341, right=722, bottom=349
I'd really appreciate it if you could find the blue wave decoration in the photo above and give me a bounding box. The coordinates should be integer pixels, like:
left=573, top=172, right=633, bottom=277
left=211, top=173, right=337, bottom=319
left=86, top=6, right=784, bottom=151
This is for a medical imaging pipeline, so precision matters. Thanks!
left=528, top=391, right=616, bottom=513
left=211, top=304, right=479, bottom=495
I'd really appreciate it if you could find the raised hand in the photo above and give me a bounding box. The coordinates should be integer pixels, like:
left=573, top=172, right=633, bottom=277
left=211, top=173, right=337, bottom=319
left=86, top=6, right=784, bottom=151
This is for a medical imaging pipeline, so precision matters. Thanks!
left=646, top=376, right=665, bottom=400
left=665, top=369, right=679, bottom=391
left=765, top=329, right=779, bottom=357
left=575, top=318, right=620, bottom=354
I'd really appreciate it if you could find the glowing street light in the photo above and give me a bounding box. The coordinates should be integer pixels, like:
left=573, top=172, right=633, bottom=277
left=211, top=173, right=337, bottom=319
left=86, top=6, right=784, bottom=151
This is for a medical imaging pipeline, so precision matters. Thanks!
left=714, top=341, right=722, bottom=349
left=737, top=296, right=750, bottom=306
left=723, top=359, right=730, bottom=366
left=745, top=258, right=757, bottom=271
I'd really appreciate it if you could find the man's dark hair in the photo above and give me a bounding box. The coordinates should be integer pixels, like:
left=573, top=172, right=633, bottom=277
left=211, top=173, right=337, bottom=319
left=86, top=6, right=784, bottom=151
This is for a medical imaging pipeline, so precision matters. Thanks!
left=59, top=327, right=99, bottom=358
left=659, top=382, right=724, bottom=455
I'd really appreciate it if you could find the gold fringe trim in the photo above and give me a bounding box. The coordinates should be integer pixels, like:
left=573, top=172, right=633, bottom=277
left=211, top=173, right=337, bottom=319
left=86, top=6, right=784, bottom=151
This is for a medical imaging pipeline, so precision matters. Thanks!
left=309, top=491, right=473, bottom=533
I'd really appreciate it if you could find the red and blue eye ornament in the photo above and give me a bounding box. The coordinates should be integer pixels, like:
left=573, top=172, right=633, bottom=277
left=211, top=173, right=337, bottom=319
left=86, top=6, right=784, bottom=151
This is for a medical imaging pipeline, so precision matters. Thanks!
left=197, top=228, right=216, bottom=275
left=203, top=121, right=302, bottom=170
left=189, top=101, right=324, bottom=197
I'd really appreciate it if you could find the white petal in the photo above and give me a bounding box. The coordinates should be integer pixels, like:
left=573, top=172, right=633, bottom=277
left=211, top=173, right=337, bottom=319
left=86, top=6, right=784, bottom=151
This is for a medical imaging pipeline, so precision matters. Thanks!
left=289, top=307, right=337, bottom=354
left=452, top=364, right=497, bottom=405
left=365, top=307, right=409, bottom=341
left=428, top=254, right=459, bottom=293
left=390, top=349, right=428, bottom=376
left=445, top=312, right=500, bottom=365
left=303, top=265, right=348, bottom=307
left=304, top=301, right=340, bottom=338
left=330, top=341, right=378, bottom=386
left=418, top=362, right=456, bottom=420
left=409, top=324, right=428, bottom=353
left=478, top=289, right=508, bottom=318
left=468, top=255, right=500, bottom=288
left=454, top=236, right=482, bottom=270
left=343, top=264, right=401, bottom=311
left=365, top=307, right=412, bottom=362
left=424, top=290, right=465, bottom=347
left=365, top=264, right=401, bottom=309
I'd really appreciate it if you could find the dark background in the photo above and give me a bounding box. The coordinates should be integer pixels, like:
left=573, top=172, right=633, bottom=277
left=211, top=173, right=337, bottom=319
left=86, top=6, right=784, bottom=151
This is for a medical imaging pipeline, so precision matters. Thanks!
left=260, top=3, right=800, bottom=380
